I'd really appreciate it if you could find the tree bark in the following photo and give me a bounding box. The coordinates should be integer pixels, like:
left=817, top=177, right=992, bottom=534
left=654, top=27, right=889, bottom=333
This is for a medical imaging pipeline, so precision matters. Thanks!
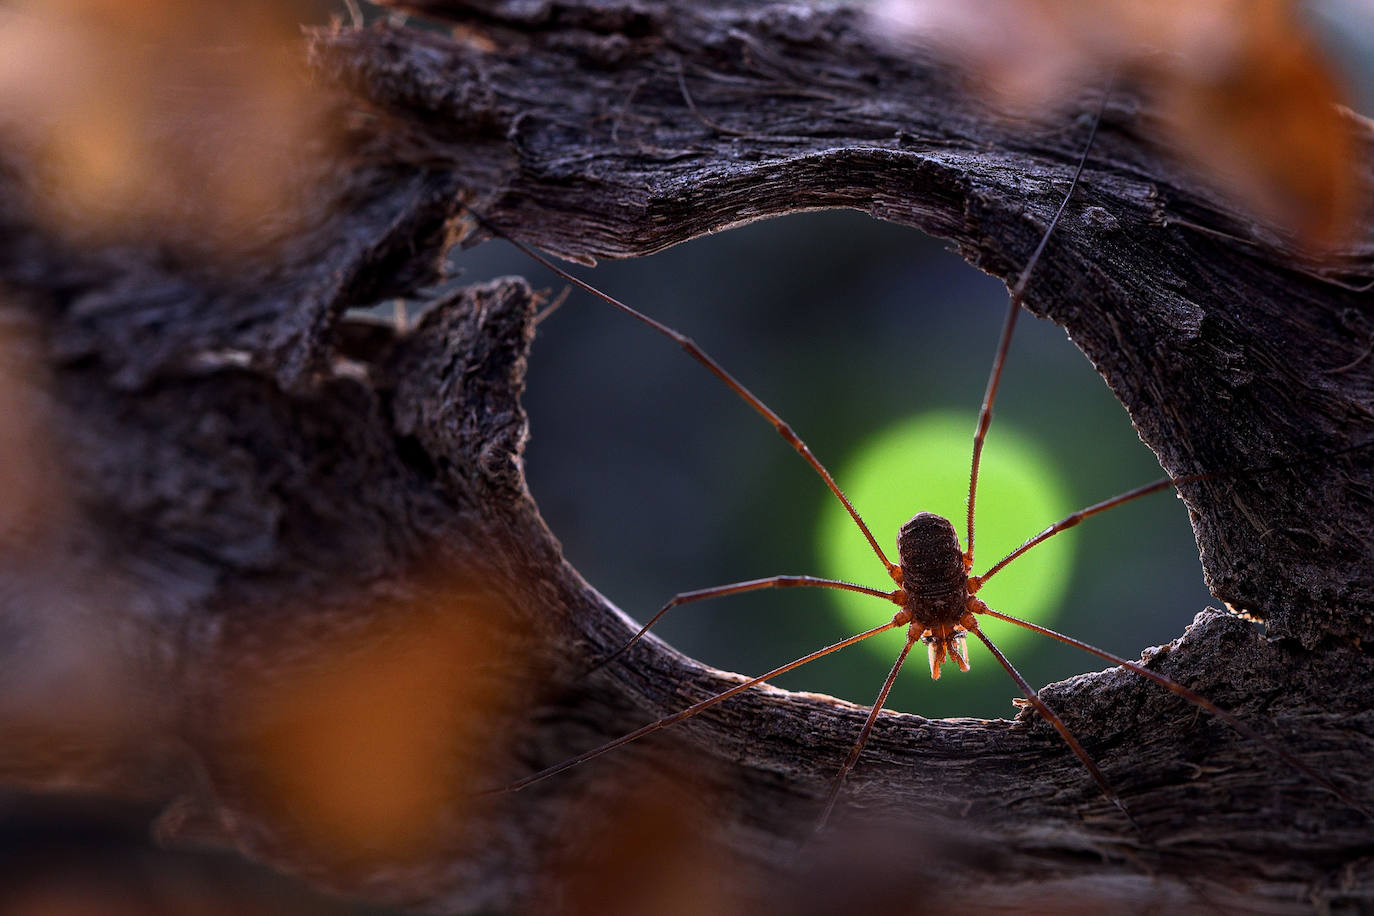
left=1, top=1, right=1372, bottom=913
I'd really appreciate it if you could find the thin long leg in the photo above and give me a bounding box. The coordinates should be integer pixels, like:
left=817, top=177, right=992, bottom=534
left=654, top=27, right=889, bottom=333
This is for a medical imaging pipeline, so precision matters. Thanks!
left=593, top=575, right=903, bottom=672
left=815, top=634, right=918, bottom=832
left=483, top=619, right=902, bottom=796
left=970, top=626, right=1133, bottom=822
left=965, top=87, right=1111, bottom=568
left=974, top=438, right=1374, bottom=588
left=463, top=209, right=899, bottom=581
left=975, top=604, right=1373, bottom=818
left=973, top=475, right=1179, bottom=587
left=965, top=297, right=1021, bottom=569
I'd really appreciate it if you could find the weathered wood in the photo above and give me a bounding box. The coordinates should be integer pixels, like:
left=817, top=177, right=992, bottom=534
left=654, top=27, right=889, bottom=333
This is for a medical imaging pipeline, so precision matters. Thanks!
left=1, top=1, right=1372, bottom=912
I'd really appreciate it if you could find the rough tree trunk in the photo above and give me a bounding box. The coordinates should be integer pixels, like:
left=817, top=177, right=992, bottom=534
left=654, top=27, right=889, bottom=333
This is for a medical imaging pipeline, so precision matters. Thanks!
left=1, top=1, right=1372, bottom=913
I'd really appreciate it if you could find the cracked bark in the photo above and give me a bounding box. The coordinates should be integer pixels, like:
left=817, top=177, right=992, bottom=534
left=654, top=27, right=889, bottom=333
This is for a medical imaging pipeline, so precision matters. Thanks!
left=1, top=1, right=1372, bottom=913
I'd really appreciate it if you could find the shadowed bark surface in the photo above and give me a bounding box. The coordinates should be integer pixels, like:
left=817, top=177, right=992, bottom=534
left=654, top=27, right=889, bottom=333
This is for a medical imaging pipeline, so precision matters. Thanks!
left=1, top=1, right=1372, bottom=913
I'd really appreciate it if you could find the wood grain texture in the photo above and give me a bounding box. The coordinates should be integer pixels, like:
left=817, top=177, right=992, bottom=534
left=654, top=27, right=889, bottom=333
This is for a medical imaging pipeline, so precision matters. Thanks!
left=0, top=1, right=1371, bottom=912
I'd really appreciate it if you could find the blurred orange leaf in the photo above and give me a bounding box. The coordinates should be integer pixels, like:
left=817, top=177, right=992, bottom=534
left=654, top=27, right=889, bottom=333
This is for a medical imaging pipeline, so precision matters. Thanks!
left=0, top=0, right=336, bottom=251
left=236, top=592, right=516, bottom=866
left=544, top=775, right=746, bottom=916
left=872, top=0, right=1363, bottom=249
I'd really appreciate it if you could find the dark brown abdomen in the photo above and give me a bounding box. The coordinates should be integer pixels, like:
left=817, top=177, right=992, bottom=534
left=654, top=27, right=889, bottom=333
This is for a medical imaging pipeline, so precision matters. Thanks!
left=897, top=512, right=967, bottom=627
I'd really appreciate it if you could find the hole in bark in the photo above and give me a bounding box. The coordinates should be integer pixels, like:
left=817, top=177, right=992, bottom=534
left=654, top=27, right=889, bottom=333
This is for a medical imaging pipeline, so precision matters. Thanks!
left=451, top=209, right=1212, bottom=718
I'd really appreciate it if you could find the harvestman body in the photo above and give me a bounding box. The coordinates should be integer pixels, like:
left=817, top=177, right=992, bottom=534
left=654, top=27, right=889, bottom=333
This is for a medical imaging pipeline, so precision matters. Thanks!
left=468, top=93, right=1365, bottom=829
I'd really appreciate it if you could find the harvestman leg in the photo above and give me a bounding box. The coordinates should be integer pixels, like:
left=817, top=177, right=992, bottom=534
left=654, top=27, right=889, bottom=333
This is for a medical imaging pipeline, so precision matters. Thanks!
left=485, top=620, right=905, bottom=795
left=976, top=443, right=1374, bottom=589
left=952, top=464, right=1374, bottom=818
left=816, top=634, right=918, bottom=830
left=973, top=604, right=1371, bottom=817
left=594, top=575, right=903, bottom=671
left=813, top=624, right=1129, bottom=832
left=464, top=210, right=901, bottom=582
left=964, top=88, right=1110, bottom=569
left=974, top=476, right=1181, bottom=587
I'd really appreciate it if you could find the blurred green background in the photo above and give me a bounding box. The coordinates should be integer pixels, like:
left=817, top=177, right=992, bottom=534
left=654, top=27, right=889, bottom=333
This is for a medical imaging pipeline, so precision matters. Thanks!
left=452, top=211, right=1214, bottom=719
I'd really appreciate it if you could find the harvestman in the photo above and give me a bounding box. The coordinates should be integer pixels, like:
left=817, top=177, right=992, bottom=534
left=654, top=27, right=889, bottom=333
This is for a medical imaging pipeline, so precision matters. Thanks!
left=466, top=94, right=1362, bottom=829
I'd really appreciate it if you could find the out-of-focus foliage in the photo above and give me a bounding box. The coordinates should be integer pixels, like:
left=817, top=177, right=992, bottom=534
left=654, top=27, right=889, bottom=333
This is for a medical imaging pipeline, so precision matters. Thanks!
left=231, top=591, right=518, bottom=867
left=0, top=0, right=337, bottom=251
left=539, top=775, right=748, bottom=915
left=871, top=0, right=1364, bottom=249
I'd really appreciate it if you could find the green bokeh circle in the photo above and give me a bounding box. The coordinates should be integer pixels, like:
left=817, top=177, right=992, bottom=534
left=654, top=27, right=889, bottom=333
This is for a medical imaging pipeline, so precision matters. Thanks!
left=816, top=411, right=1076, bottom=674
